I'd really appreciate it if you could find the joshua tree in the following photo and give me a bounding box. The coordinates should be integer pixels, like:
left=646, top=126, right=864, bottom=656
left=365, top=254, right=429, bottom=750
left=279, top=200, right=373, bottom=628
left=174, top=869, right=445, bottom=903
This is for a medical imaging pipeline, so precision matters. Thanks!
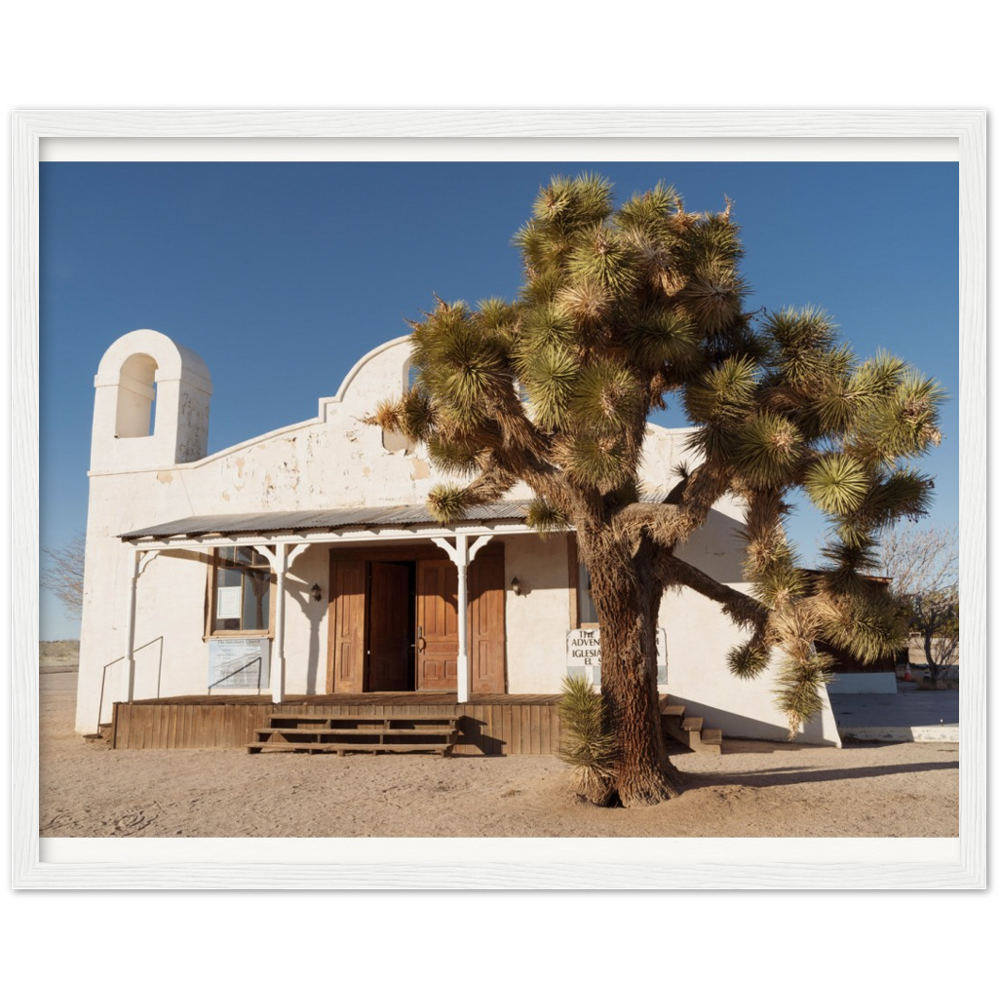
left=372, top=174, right=943, bottom=806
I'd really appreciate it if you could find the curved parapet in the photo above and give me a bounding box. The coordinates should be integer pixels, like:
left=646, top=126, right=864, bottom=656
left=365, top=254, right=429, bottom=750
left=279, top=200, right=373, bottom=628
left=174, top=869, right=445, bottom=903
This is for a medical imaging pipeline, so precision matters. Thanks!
left=91, top=329, right=213, bottom=472
left=321, top=335, right=413, bottom=420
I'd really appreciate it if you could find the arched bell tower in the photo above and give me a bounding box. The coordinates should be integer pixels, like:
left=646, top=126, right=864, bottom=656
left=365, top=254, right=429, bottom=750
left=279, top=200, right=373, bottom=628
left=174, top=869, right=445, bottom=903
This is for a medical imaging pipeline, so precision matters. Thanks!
left=91, top=329, right=213, bottom=472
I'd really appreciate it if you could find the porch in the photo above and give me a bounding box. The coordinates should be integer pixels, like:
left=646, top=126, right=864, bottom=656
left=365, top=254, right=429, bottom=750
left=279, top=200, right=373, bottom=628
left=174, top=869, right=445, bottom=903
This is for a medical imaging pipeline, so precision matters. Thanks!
left=112, top=502, right=554, bottom=720
left=109, top=690, right=724, bottom=756
left=110, top=692, right=564, bottom=755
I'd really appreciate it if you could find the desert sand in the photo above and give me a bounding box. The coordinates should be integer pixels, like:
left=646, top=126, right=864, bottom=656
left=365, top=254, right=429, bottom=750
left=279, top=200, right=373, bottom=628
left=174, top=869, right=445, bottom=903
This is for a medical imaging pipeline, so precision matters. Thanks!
left=39, top=660, right=958, bottom=838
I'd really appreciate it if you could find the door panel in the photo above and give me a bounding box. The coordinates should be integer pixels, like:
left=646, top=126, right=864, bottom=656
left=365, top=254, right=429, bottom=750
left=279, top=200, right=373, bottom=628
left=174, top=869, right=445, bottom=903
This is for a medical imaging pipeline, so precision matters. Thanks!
left=416, top=559, right=458, bottom=690
left=329, top=548, right=506, bottom=696
left=328, top=558, right=366, bottom=693
left=469, top=551, right=506, bottom=694
left=369, top=562, right=411, bottom=691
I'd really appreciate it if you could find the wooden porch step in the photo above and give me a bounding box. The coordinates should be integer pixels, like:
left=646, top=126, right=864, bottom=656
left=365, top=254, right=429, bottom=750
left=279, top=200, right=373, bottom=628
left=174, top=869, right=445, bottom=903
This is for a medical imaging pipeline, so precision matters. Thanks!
left=258, top=724, right=458, bottom=733
left=267, top=714, right=460, bottom=725
left=660, top=701, right=723, bottom=755
left=249, top=711, right=461, bottom=756
left=254, top=726, right=457, bottom=740
left=247, top=741, right=455, bottom=756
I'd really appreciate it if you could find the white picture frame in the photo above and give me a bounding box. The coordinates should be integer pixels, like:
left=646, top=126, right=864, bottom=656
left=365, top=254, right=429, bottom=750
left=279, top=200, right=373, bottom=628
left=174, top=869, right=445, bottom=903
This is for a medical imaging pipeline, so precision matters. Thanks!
left=13, top=110, right=986, bottom=889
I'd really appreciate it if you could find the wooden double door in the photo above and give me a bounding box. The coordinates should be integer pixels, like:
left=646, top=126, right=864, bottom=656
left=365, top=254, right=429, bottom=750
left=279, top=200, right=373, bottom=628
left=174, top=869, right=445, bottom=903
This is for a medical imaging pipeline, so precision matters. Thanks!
left=328, top=545, right=506, bottom=695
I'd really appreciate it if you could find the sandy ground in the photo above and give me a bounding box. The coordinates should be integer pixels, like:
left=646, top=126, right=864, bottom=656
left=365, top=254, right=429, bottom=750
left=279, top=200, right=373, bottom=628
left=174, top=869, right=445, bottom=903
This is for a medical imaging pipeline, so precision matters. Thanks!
left=39, top=665, right=959, bottom=838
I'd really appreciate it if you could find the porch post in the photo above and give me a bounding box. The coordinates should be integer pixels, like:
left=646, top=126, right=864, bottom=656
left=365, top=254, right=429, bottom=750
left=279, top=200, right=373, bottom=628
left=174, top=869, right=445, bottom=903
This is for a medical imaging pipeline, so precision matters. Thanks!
left=455, top=535, right=470, bottom=703
left=433, top=533, right=492, bottom=704
left=272, top=541, right=288, bottom=703
left=122, top=548, right=157, bottom=703
left=122, top=547, right=140, bottom=704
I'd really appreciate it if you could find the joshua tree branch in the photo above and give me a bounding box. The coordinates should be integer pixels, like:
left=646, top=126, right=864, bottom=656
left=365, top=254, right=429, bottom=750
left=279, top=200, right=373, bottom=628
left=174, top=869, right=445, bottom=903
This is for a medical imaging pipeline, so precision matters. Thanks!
left=659, top=553, right=770, bottom=632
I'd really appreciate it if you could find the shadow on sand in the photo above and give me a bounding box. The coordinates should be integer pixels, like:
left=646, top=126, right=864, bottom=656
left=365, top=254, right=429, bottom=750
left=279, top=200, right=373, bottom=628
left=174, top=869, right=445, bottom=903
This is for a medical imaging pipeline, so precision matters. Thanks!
left=681, top=757, right=958, bottom=791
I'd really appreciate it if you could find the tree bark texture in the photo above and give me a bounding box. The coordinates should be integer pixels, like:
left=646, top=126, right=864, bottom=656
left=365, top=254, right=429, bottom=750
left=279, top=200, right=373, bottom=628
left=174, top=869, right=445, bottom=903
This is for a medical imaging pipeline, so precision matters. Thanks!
left=586, top=536, right=680, bottom=806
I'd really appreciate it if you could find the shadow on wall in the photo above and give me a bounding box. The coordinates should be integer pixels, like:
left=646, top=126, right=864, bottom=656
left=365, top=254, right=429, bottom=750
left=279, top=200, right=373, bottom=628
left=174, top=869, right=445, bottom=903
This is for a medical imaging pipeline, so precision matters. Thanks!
left=131, top=548, right=207, bottom=703
left=666, top=693, right=838, bottom=746
left=289, top=578, right=327, bottom=694
left=673, top=509, right=747, bottom=584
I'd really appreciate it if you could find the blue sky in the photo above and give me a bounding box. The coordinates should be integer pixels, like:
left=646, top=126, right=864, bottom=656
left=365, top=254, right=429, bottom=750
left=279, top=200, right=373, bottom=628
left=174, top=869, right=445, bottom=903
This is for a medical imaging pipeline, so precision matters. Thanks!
left=39, top=160, right=959, bottom=640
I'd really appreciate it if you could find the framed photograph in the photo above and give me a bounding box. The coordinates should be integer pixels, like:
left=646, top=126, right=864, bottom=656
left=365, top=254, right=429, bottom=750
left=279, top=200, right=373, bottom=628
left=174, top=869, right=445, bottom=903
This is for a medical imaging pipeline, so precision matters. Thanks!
left=12, top=109, right=986, bottom=889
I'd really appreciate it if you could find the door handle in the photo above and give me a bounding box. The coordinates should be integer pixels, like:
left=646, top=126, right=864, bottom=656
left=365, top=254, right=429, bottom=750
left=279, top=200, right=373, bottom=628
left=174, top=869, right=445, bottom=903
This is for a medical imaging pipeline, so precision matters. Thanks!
left=416, top=625, right=426, bottom=652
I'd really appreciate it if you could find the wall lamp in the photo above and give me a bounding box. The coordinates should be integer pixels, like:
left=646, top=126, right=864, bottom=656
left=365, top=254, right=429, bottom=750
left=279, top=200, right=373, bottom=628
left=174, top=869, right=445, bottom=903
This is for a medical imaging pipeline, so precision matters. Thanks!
left=510, top=577, right=522, bottom=597
left=310, top=583, right=322, bottom=602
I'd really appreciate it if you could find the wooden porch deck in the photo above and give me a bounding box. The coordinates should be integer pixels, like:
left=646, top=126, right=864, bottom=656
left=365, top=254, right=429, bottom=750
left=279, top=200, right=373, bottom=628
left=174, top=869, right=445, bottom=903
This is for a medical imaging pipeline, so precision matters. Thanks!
left=111, top=693, right=564, bottom=755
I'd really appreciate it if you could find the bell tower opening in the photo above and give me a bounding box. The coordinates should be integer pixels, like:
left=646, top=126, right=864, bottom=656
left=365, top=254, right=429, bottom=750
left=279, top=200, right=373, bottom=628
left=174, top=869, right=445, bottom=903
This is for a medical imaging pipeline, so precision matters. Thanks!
left=115, top=353, right=158, bottom=438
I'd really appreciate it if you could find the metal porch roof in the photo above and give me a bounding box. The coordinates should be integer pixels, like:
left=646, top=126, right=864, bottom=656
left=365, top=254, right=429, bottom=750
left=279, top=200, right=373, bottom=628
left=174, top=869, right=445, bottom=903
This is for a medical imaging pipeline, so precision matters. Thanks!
left=118, top=501, right=534, bottom=540
left=119, top=487, right=672, bottom=541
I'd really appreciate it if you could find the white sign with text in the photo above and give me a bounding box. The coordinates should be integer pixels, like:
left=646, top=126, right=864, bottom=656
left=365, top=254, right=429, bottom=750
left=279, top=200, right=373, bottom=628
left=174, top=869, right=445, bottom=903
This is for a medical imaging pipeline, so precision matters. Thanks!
left=566, top=628, right=667, bottom=686
left=208, top=637, right=270, bottom=690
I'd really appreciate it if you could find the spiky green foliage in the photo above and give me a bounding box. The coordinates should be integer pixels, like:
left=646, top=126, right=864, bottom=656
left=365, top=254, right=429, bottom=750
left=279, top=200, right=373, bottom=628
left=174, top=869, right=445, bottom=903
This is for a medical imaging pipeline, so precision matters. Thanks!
left=521, top=342, right=579, bottom=430
left=615, top=181, right=681, bottom=234
left=426, top=439, right=482, bottom=476
left=684, top=356, right=759, bottom=425
left=728, top=639, right=771, bottom=679
left=525, top=497, right=569, bottom=534
left=733, top=412, right=804, bottom=488
left=368, top=172, right=944, bottom=765
left=766, top=307, right=841, bottom=387
left=571, top=363, right=644, bottom=434
left=819, top=588, right=909, bottom=663
left=563, top=434, right=630, bottom=491
left=804, top=454, right=870, bottom=515
left=557, top=674, right=617, bottom=805
left=815, top=539, right=881, bottom=597
left=751, top=556, right=809, bottom=610
left=623, top=307, right=700, bottom=369
left=677, top=261, right=749, bottom=334
left=426, top=484, right=472, bottom=523
left=772, top=652, right=837, bottom=738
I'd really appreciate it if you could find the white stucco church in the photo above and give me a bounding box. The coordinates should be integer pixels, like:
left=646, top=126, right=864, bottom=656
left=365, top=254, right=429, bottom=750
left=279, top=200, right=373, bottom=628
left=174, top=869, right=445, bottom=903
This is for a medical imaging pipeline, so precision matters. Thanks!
left=75, top=328, right=841, bottom=751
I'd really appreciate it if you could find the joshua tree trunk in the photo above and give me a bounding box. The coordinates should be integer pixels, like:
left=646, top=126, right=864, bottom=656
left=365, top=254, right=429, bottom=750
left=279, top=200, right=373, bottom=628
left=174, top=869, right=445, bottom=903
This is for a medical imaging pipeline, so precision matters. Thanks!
left=586, top=536, right=681, bottom=806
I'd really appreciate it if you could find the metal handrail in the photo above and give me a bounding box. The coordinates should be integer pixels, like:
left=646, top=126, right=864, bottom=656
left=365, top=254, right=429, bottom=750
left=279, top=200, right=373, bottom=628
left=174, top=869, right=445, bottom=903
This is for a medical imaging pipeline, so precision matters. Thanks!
left=96, top=635, right=164, bottom=732
left=208, top=655, right=263, bottom=690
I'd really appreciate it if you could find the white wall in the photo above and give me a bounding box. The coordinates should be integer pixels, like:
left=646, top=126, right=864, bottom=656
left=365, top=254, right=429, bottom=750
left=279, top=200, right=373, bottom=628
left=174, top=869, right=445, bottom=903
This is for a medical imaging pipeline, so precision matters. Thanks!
left=503, top=534, right=573, bottom=692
